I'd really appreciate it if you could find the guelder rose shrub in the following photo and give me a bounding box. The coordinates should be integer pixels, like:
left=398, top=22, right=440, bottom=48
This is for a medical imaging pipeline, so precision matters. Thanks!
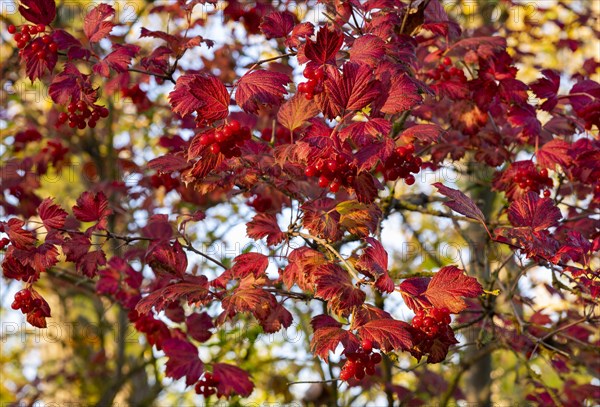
left=1, top=0, right=599, bottom=404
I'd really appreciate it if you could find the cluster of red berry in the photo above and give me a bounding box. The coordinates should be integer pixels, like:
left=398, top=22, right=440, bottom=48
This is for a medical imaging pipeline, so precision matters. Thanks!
left=10, top=289, right=50, bottom=320
left=514, top=167, right=553, bottom=197
left=339, top=339, right=383, bottom=381
left=430, top=56, right=466, bottom=82
left=9, top=24, right=58, bottom=58
left=198, top=120, right=251, bottom=157
left=194, top=372, right=220, bottom=397
left=56, top=100, right=110, bottom=129
left=411, top=307, right=451, bottom=351
left=305, top=155, right=356, bottom=192
left=297, top=65, right=326, bottom=100
left=379, top=144, right=422, bottom=185
left=261, top=126, right=291, bottom=144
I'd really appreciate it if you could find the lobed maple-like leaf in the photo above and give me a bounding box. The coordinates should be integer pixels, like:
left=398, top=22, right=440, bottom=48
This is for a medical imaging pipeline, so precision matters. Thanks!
left=433, top=183, right=487, bottom=227
left=229, top=252, right=269, bottom=280
left=148, top=241, right=188, bottom=277
left=336, top=200, right=381, bottom=237
left=48, top=63, right=83, bottom=105
left=380, top=74, right=422, bottom=114
left=277, top=93, right=320, bottom=131
left=259, top=11, right=295, bottom=39
left=169, top=74, right=229, bottom=123
left=281, top=247, right=327, bottom=291
left=4, top=218, right=36, bottom=250
left=536, top=139, right=572, bottom=169
left=348, top=35, right=386, bottom=67
left=310, top=315, right=360, bottom=359
left=261, top=303, right=294, bottom=334
left=84, top=4, right=115, bottom=43
left=530, top=69, right=560, bottom=111
left=93, top=44, right=140, bottom=78
left=218, top=288, right=277, bottom=323
left=77, top=250, right=106, bottom=278
left=400, top=124, right=444, bottom=144
left=22, top=37, right=58, bottom=81
left=304, top=26, right=344, bottom=65
left=18, top=0, right=56, bottom=25
left=136, top=275, right=209, bottom=314
left=507, top=192, right=562, bottom=232
left=162, top=338, right=204, bottom=386
left=72, top=191, right=112, bottom=229
left=235, top=70, right=290, bottom=113
left=357, top=319, right=413, bottom=352
left=398, top=278, right=431, bottom=311
left=186, top=312, right=214, bottom=343
left=38, top=198, right=67, bottom=230
left=314, top=264, right=366, bottom=316
left=423, top=266, right=483, bottom=313
left=356, top=237, right=388, bottom=277
left=322, top=62, right=380, bottom=118
left=246, top=213, right=285, bottom=246
left=212, top=363, right=254, bottom=397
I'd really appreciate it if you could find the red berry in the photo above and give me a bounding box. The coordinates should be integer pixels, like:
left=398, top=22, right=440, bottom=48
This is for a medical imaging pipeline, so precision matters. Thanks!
left=58, top=112, right=68, bottom=123
left=21, top=32, right=31, bottom=42
left=88, top=120, right=97, bottom=128
left=14, top=32, right=23, bottom=42
left=22, top=25, right=30, bottom=34
left=8, top=25, right=16, bottom=34
left=68, top=120, right=77, bottom=128
left=314, top=68, right=325, bottom=81
left=365, top=364, right=376, bottom=375
left=68, top=102, right=77, bottom=113
left=227, top=120, right=241, bottom=133
left=297, top=82, right=308, bottom=93
left=77, top=121, right=87, bottom=129
left=361, top=338, right=373, bottom=352
left=305, top=165, right=317, bottom=177
left=209, top=143, right=221, bottom=154
left=540, top=168, right=548, bottom=178
left=98, top=107, right=109, bottom=118
left=442, top=56, right=452, bottom=66
left=36, top=24, right=45, bottom=33
left=318, top=175, right=330, bottom=188
left=42, top=34, right=52, bottom=44
left=371, top=353, right=382, bottom=364
left=36, top=50, right=45, bottom=60
left=405, top=174, right=415, bottom=185
left=354, top=369, right=366, bottom=380
left=48, top=42, right=58, bottom=52
left=215, top=130, right=227, bottom=143
left=329, top=180, right=341, bottom=193
left=76, top=100, right=86, bottom=111
left=303, top=64, right=316, bottom=79
left=543, top=189, right=551, bottom=198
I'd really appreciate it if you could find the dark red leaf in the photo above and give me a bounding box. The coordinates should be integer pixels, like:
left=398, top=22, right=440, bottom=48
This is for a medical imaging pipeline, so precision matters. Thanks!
left=93, top=44, right=140, bottom=77
left=536, top=139, right=572, bottom=169
left=507, top=192, right=562, bottom=232
left=169, top=74, right=229, bottom=123
left=148, top=241, right=188, bottom=277
left=433, top=183, right=487, bottom=227
left=186, top=312, right=214, bottom=343
left=304, top=26, right=344, bottom=65
left=260, top=11, right=295, bottom=39
left=336, top=200, right=381, bottom=237
left=235, top=69, right=290, bottom=113
left=72, top=191, right=112, bottom=228
left=162, top=338, right=204, bottom=386
left=357, top=319, right=413, bottom=352
left=212, top=363, right=254, bottom=397
left=315, top=264, right=366, bottom=316
left=261, top=303, right=293, bottom=333
left=218, top=288, right=277, bottom=323
left=323, top=62, right=380, bottom=118
left=18, top=0, right=56, bottom=25
left=310, top=315, right=360, bottom=359
left=229, top=252, right=269, bottom=280
left=77, top=250, right=106, bottom=278
left=246, top=213, right=285, bottom=246
left=84, top=4, right=115, bottom=43
left=380, top=73, right=422, bottom=114
left=277, top=93, right=320, bottom=131
left=349, top=35, right=386, bottom=67
left=424, top=266, right=483, bottom=313
left=48, top=63, right=83, bottom=104
left=38, top=198, right=67, bottom=230
left=5, top=218, right=36, bottom=249
left=136, top=275, right=209, bottom=314
left=398, top=278, right=431, bottom=311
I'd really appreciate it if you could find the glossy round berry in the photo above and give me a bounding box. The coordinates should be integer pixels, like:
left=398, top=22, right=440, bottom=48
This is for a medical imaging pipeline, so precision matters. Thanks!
left=76, top=100, right=86, bottom=111
left=209, top=143, right=221, bottom=154
left=8, top=24, right=16, bottom=34
left=297, top=82, right=308, bottom=93
left=543, top=189, right=551, bottom=198
left=405, top=174, right=415, bottom=185
left=361, top=338, right=373, bottom=353
left=354, top=369, right=365, bottom=380
left=303, top=65, right=316, bottom=79
left=305, top=165, right=317, bottom=177
left=540, top=168, right=548, bottom=178
left=48, top=42, right=58, bottom=52
left=318, top=175, right=330, bottom=188
left=42, top=34, right=52, bottom=44
left=36, top=50, right=45, bottom=60
left=443, top=56, right=452, bottom=66
left=21, top=32, right=31, bottom=42
left=227, top=120, right=241, bottom=133
left=371, top=353, right=382, bottom=364
left=36, top=24, right=45, bottom=33
left=58, top=112, right=68, bottom=123
left=329, top=180, right=341, bottom=193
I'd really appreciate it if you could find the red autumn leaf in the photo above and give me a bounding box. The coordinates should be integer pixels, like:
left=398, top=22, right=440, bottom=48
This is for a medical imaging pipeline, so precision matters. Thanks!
left=433, top=183, right=487, bottom=228
left=301, top=198, right=342, bottom=241
left=18, top=0, right=56, bottom=25
left=315, top=264, right=366, bottom=316
left=38, top=198, right=67, bottom=230
left=348, top=35, right=386, bottom=67
left=235, top=70, right=290, bottom=113
left=355, top=136, right=395, bottom=172
left=72, top=191, right=112, bottom=227
left=260, top=11, right=295, bottom=39
left=507, top=104, right=541, bottom=141
left=77, top=250, right=106, bottom=278
left=186, top=312, right=214, bottom=343
left=162, top=338, right=204, bottom=386
left=261, top=303, right=293, bottom=333
left=83, top=4, right=115, bottom=43
left=22, top=37, right=58, bottom=81
left=281, top=247, right=327, bottom=291
left=323, top=62, right=380, bottom=118
left=380, top=73, right=422, bottom=114
left=229, top=252, right=269, bottom=279
left=246, top=213, right=285, bottom=246
left=14, top=242, right=59, bottom=274
left=147, top=153, right=189, bottom=173
left=338, top=119, right=392, bottom=144
left=169, top=74, right=229, bottom=123
left=310, top=315, right=360, bottom=359
left=62, top=234, right=91, bottom=263
left=397, top=278, right=431, bottom=311
left=218, top=288, right=277, bottom=323
left=507, top=192, right=562, bottom=232
left=93, top=44, right=140, bottom=77
left=136, top=275, right=209, bottom=314
left=356, top=318, right=413, bottom=352
left=4, top=218, right=36, bottom=249
left=424, top=266, right=483, bottom=313
left=48, top=63, right=83, bottom=104
left=304, top=26, right=344, bottom=65
left=212, top=363, right=254, bottom=397
left=336, top=200, right=381, bottom=238
left=356, top=237, right=388, bottom=277
left=285, top=22, right=315, bottom=48
left=148, top=241, right=188, bottom=277
left=400, top=124, right=444, bottom=144
left=536, top=139, right=572, bottom=169
left=277, top=93, right=320, bottom=131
